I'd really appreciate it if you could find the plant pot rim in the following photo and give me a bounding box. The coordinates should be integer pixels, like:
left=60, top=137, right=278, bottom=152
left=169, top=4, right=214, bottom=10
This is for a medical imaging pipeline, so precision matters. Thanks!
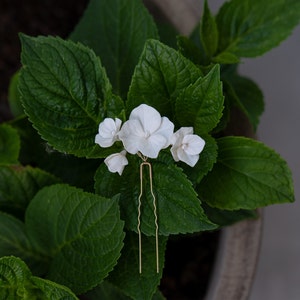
left=204, top=210, right=263, bottom=300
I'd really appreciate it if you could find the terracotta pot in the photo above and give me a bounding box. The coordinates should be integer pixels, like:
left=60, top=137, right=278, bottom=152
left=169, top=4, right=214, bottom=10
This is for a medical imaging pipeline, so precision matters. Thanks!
left=144, top=1, right=263, bottom=299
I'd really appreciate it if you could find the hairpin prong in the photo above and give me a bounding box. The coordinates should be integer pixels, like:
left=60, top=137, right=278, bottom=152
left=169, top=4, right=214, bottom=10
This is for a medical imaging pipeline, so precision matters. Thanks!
left=138, top=157, right=159, bottom=274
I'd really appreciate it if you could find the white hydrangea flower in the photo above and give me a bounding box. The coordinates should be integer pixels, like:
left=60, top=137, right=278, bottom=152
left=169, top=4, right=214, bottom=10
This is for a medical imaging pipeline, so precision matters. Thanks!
left=95, top=118, right=122, bottom=148
left=170, top=127, right=205, bottom=167
left=118, top=104, right=174, bottom=159
left=104, top=150, right=128, bottom=175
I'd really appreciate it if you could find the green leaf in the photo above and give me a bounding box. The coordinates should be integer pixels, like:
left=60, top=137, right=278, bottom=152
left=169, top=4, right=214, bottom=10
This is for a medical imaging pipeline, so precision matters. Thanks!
left=0, top=165, right=60, bottom=217
left=0, top=124, right=20, bottom=164
left=70, top=0, right=158, bottom=97
left=109, top=232, right=167, bottom=300
left=200, top=0, right=219, bottom=58
left=175, top=64, right=224, bottom=135
left=84, top=281, right=132, bottom=300
left=31, top=277, right=79, bottom=299
left=198, top=137, right=295, bottom=210
left=25, top=184, right=125, bottom=294
left=183, top=134, right=218, bottom=185
left=0, top=256, right=35, bottom=299
left=176, top=35, right=205, bottom=66
left=0, top=256, right=78, bottom=299
left=188, top=25, right=210, bottom=65
left=19, top=34, right=123, bottom=158
left=85, top=281, right=165, bottom=300
left=213, top=51, right=240, bottom=64
left=216, top=0, right=300, bottom=58
left=8, top=71, right=24, bottom=117
left=11, top=117, right=101, bottom=191
left=152, top=290, right=166, bottom=300
left=155, top=20, right=178, bottom=49
left=95, top=156, right=217, bottom=236
left=0, top=213, right=45, bottom=275
left=210, top=88, right=231, bottom=134
left=127, top=39, right=203, bottom=120
left=225, top=74, right=264, bottom=131
left=202, top=203, right=258, bottom=227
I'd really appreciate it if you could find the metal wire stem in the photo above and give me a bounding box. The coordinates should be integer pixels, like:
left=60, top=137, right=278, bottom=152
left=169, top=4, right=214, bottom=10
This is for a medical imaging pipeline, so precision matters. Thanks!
left=138, top=159, right=159, bottom=274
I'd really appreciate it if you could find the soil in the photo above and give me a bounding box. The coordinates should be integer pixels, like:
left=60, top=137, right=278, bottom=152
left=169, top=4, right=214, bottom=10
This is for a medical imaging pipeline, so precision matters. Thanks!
left=0, top=1, right=219, bottom=299
left=161, top=232, right=219, bottom=300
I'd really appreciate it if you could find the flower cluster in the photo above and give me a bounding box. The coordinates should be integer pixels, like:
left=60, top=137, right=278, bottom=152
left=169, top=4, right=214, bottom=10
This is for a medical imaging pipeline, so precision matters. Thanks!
left=95, top=104, right=205, bottom=175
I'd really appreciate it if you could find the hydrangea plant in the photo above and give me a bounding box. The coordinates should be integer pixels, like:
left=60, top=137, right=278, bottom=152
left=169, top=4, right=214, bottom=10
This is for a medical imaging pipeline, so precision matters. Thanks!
left=0, top=0, right=299, bottom=299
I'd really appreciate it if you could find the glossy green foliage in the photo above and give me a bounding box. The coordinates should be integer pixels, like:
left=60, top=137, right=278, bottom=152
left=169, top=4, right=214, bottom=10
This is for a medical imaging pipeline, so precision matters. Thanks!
left=175, top=64, right=224, bottom=134
left=0, top=124, right=20, bottom=164
left=0, top=256, right=78, bottom=299
left=127, top=39, right=203, bottom=119
left=26, top=184, right=125, bottom=294
left=0, top=165, right=59, bottom=217
left=70, top=0, right=158, bottom=97
left=19, top=34, right=124, bottom=158
left=198, top=137, right=295, bottom=209
left=215, top=0, right=300, bottom=60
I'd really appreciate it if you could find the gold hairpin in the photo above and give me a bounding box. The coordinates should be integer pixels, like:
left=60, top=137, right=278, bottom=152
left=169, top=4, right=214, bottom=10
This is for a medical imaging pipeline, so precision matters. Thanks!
left=137, top=154, right=159, bottom=274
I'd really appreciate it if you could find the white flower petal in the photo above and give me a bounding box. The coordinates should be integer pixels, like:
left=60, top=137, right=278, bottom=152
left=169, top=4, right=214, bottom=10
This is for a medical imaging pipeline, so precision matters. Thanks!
left=104, top=150, right=128, bottom=175
left=119, top=104, right=175, bottom=158
left=129, top=104, right=161, bottom=134
left=154, top=117, right=175, bottom=148
left=170, top=127, right=193, bottom=145
left=177, top=149, right=199, bottom=167
left=118, top=119, right=144, bottom=154
left=140, top=134, right=167, bottom=158
left=182, top=134, right=205, bottom=155
left=170, top=127, right=205, bottom=167
left=95, top=118, right=122, bottom=148
left=170, top=146, right=179, bottom=162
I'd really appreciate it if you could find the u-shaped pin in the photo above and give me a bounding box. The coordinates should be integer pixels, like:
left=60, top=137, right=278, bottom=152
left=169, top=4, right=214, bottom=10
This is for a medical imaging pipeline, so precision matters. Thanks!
left=137, top=160, right=159, bottom=274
